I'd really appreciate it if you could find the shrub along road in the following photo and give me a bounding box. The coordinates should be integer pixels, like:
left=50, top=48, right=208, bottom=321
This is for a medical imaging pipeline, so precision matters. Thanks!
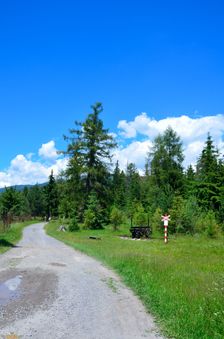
left=0, top=223, right=162, bottom=339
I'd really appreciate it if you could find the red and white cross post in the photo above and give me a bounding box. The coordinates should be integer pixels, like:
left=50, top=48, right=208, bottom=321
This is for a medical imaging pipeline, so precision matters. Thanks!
left=161, top=214, right=170, bottom=244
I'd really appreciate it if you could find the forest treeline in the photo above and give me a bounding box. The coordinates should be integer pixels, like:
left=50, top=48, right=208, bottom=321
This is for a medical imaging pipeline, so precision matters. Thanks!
left=1, top=103, right=224, bottom=237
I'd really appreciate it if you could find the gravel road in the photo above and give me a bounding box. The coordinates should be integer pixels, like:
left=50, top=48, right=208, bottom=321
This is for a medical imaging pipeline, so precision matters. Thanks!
left=0, top=223, right=163, bottom=339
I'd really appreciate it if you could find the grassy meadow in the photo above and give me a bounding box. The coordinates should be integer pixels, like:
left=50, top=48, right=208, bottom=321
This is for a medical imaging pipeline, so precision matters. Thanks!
left=0, top=220, right=39, bottom=254
left=47, top=221, right=224, bottom=339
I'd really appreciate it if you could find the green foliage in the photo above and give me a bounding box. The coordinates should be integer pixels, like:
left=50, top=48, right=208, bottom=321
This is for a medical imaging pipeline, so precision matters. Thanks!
left=133, top=203, right=147, bottom=226
left=151, top=207, right=163, bottom=235
left=45, top=170, right=59, bottom=219
left=17, top=193, right=30, bottom=221
left=168, top=195, right=185, bottom=233
left=47, top=221, right=224, bottom=339
left=185, top=164, right=196, bottom=196
left=58, top=196, right=72, bottom=219
left=110, top=206, right=124, bottom=231
left=126, top=163, right=141, bottom=206
left=63, top=103, right=116, bottom=214
left=126, top=199, right=137, bottom=223
left=196, top=134, right=219, bottom=182
left=83, top=191, right=104, bottom=229
left=168, top=196, right=202, bottom=234
left=0, top=187, right=22, bottom=228
left=112, top=161, right=126, bottom=208
left=196, top=134, right=221, bottom=211
left=195, top=211, right=220, bottom=237
left=27, top=184, right=46, bottom=218
left=149, top=127, right=184, bottom=201
left=68, top=210, right=79, bottom=232
left=218, top=186, right=224, bottom=226
left=182, top=196, right=200, bottom=234
left=58, top=107, right=224, bottom=237
left=1, top=106, right=224, bottom=239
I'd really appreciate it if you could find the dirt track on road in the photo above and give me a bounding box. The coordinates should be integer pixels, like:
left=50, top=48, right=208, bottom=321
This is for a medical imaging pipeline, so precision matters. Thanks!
left=0, top=223, right=163, bottom=339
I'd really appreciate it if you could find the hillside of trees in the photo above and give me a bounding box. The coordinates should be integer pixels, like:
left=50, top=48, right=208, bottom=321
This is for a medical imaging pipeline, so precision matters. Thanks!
left=1, top=103, right=224, bottom=237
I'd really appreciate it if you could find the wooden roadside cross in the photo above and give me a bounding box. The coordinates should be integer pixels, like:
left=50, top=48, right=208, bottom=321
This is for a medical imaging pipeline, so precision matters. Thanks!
left=161, top=214, right=170, bottom=244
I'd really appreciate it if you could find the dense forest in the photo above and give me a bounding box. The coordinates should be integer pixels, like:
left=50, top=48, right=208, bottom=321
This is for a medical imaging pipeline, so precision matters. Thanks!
left=1, top=103, right=224, bottom=237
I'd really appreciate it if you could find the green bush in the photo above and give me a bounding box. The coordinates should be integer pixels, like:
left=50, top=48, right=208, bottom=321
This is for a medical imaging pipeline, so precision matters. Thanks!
left=168, top=196, right=201, bottom=234
left=110, top=206, right=124, bottom=231
left=68, top=215, right=79, bottom=232
left=133, top=203, right=147, bottom=226
left=195, top=211, right=220, bottom=237
left=83, top=192, right=104, bottom=229
left=151, top=207, right=163, bottom=235
left=68, top=209, right=79, bottom=231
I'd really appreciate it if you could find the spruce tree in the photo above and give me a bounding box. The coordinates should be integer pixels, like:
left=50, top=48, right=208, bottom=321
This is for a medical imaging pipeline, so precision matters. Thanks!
left=148, top=127, right=184, bottom=210
left=0, top=187, right=21, bottom=229
left=68, top=209, right=79, bottom=231
left=196, top=134, right=221, bottom=211
left=185, top=164, right=196, bottom=197
left=110, top=206, right=124, bottom=231
left=196, top=134, right=219, bottom=182
left=27, top=184, right=46, bottom=218
left=112, top=161, right=126, bottom=208
left=63, top=103, right=116, bottom=215
left=133, top=203, right=147, bottom=227
left=83, top=191, right=104, bottom=229
left=126, top=163, right=141, bottom=206
left=45, top=170, right=59, bottom=220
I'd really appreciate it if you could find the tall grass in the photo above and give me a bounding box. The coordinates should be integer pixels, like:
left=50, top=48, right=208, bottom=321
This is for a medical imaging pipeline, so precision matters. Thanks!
left=46, top=222, right=224, bottom=339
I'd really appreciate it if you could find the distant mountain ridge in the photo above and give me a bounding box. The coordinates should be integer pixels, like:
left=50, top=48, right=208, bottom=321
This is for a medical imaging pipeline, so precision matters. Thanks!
left=0, top=183, right=47, bottom=193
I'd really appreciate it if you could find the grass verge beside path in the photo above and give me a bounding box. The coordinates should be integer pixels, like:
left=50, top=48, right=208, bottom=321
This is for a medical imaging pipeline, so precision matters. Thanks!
left=46, top=221, right=224, bottom=339
left=0, top=220, right=40, bottom=254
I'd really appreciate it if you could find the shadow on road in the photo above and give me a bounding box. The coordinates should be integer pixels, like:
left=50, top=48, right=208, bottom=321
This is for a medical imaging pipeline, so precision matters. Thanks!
left=0, top=239, right=19, bottom=248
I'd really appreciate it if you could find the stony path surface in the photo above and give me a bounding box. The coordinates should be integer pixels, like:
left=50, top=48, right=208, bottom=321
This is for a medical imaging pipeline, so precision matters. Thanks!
left=0, top=223, right=163, bottom=339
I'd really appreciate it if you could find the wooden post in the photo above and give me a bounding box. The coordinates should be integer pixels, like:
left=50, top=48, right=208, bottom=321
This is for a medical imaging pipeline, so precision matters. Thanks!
left=161, top=214, right=170, bottom=244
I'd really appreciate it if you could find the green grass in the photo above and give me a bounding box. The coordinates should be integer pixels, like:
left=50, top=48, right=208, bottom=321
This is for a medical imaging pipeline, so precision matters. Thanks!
left=46, top=221, right=224, bottom=339
left=0, top=220, right=40, bottom=254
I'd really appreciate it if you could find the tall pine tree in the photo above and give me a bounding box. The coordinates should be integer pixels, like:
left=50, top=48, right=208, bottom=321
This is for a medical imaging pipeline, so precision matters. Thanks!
left=148, top=127, right=184, bottom=210
left=63, top=103, right=116, bottom=223
left=196, top=134, right=221, bottom=211
left=112, top=161, right=126, bottom=208
left=45, top=170, right=59, bottom=220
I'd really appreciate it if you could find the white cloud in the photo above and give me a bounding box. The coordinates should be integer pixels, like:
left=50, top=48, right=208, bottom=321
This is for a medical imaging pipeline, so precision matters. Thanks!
left=38, top=140, right=58, bottom=160
left=118, top=113, right=224, bottom=142
left=1, top=113, right=224, bottom=186
left=118, top=120, right=137, bottom=138
left=113, top=140, right=153, bottom=171
left=116, top=113, right=224, bottom=171
left=0, top=142, right=68, bottom=187
left=183, top=141, right=205, bottom=169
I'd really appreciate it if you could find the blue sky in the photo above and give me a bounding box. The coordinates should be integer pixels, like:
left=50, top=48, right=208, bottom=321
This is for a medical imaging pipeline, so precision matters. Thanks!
left=0, top=0, right=224, bottom=185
